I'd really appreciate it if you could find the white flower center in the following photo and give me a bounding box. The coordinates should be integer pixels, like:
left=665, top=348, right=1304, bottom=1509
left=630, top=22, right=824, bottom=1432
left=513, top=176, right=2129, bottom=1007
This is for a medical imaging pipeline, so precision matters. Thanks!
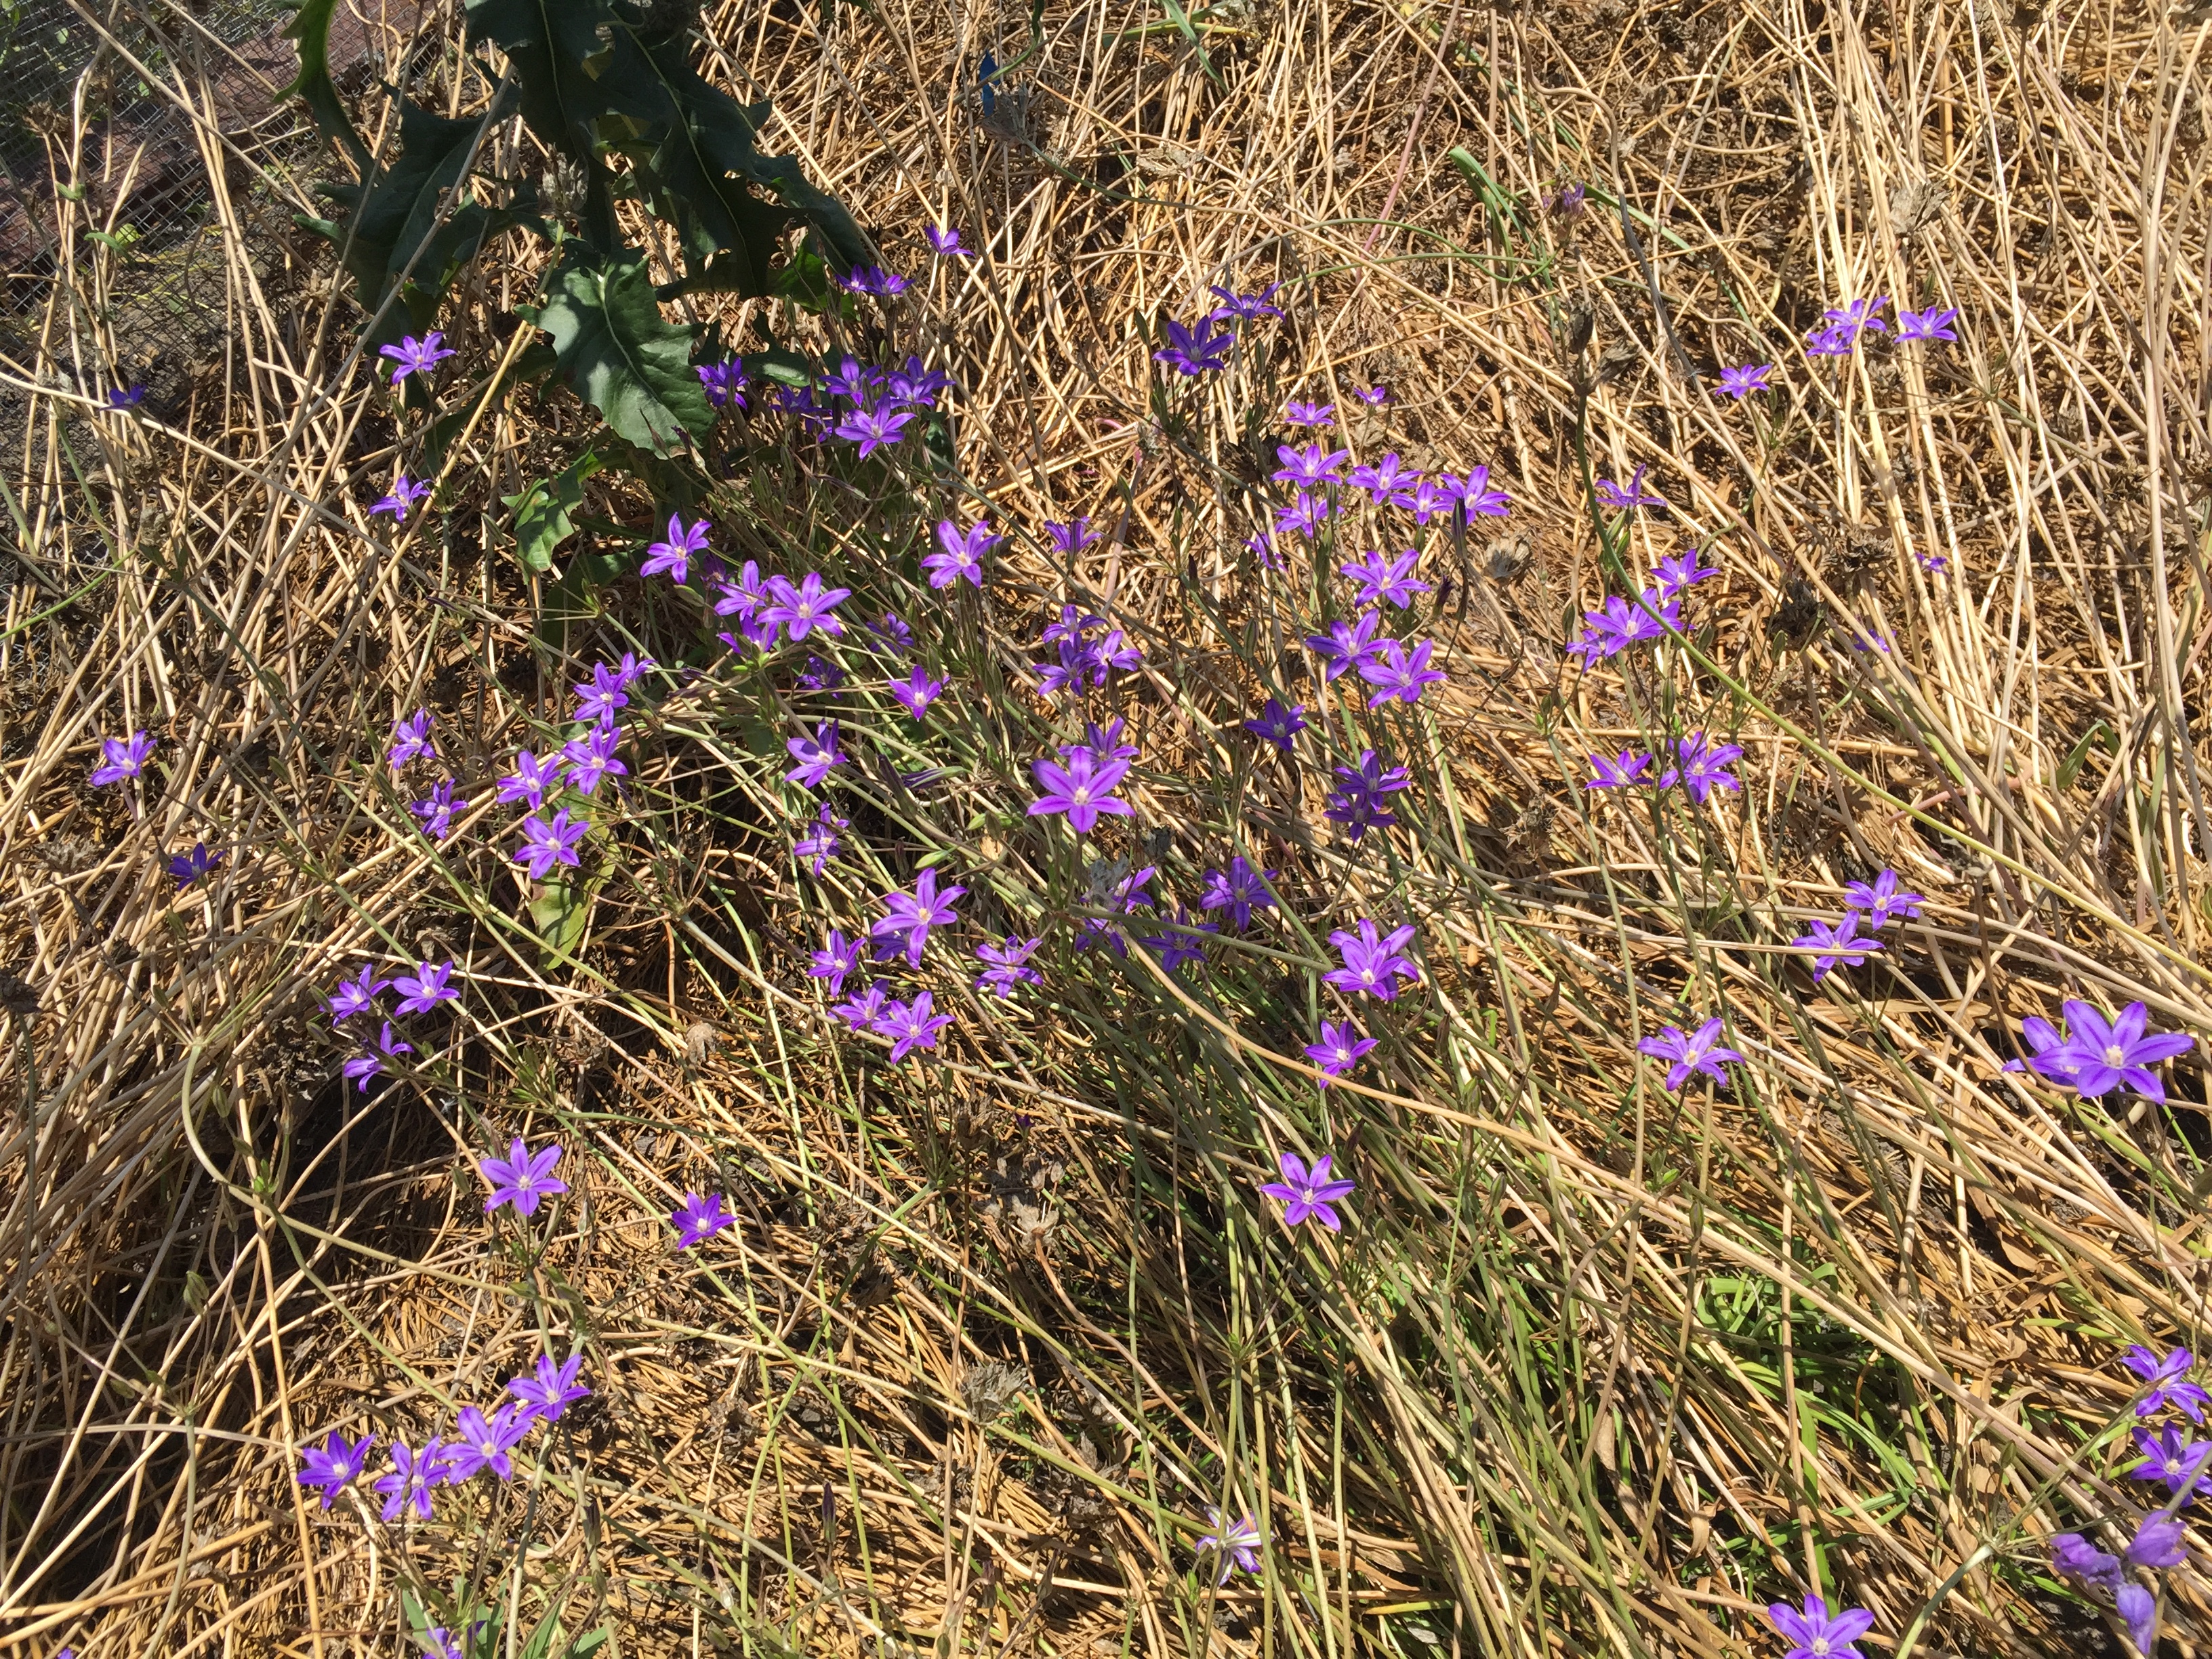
left=2106, top=1044, right=2127, bottom=1066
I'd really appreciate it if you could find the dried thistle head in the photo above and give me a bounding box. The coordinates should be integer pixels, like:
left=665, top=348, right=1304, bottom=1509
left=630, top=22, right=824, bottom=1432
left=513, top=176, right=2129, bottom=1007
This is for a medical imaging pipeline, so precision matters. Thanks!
left=960, top=1360, right=1030, bottom=1423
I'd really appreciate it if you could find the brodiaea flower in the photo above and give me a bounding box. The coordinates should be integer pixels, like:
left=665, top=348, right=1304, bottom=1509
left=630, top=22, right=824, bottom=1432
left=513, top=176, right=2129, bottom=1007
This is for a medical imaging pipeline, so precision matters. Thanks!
left=1349, top=451, right=1418, bottom=504
left=834, top=401, right=915, bottom=456
left=572, top=663, right=630, bottom=724
left=1790, top=912, right=1882, bottom=980
left=1343, top=548, right=1431, bottom=611
left=1258, top=1151, right=1356, bottom=1230
left=327, top=963, right=389, bottom=1023
left=2057, top=1002, right=2196, bottom=1101
left=1652, top=549, right=1719, bottom=596
left=832, top=983, right=887, bottom=1031
left=926, top=225, right=973, bottom=257
left=508, top=1351, right=590, bottom=1425
left=1764, top=1595, right=1875, bottom=1659
left=392, top=959, right=458, bottom=1017
left=793, top=803, right=846, bottom=876
left=168, top=842, right=222, bottom=888
left=1586, top=750, right=1652, bottom=790
left=671, top=1191, right=733, bottom=1249
left=838, top=264, right=910, bottom=297
left=1305, top=1019, right=1377, bottom=1086
left=1140, top=905, right=1216, bottom=971
left=1353, top=384, right=1389, bottom=405
left=342, top=1021, right=412, bottom=1090
left=2050, top=1531, right=2123, bottom=1593
left=2005, top=1014, right=2081, bottom=1087
left=1842, top=869, right=1925, bottom=929
left=1715, top=363, right=1775, bottom=398
left=1444, top=466, right=1512, bottom=518
left=785, top=721, right=847, bottom=790
left=371, top=475, right=432, bottom=521
left=1658, top=732, right=1743, bottom=803
left=386, top=710, right=436, bottom=772
left=1284, top=399, right=1334, bottom=427
left=1325, top=919, right=1420, bottom=1000
left=412, top=779, right=462, bottom=839
left=378, top=331, right=455, bottom=385
left=1206, top=282, right=1285, bottom=323
left=1822, top=295, right=1889, bottom=343
left=1326, top=748, right=1410, bottom=842
left=759, top=572, right=850, bottom=640
left=1595, top=462, right=1662, bottom=511
left=444, top=1405, right=529, bottom=1482
left=976, top=935, right=1044, bottom=997
left=1200, top=857, right=1277, bottom=930
left=889, top=665, right=946, bottom=719
left=2130, top=1423, right=2212, bottom=1500
left=1895, top=306, right=1959, bottom=344
left=1195, top=1508, right=1263, bottom=1584
left=1305, top=611, right=1381, bottom=681
left=562, top=722, right=627, bottom=796
left=1029, top=749, right=1134, bottom=834
left=1152, top=317, right=1233, bottom=376
left=90, top=729, right=156, bottom=786
left=871, top=868, right=967, bottom=967
left=1046, top=518, right=1098, bottom=556
left=1636, top=1018, right=1744, bottom=1090
left=1242, top=698, right=1307, bottom=752
left=2125, top=1347, right=2211, bottom=1422
left=373, top=1437, right=446, bottom=1522
left=1356, top=638, right=1446, bottom=707
left=808, top=930, right=863, bottom=998
left=513, top=808, right=588, bottom=880
left=1271, top=441, right=1351, bottom=489
left=873, top=990, right=955, bottom=1061
left=480, top=1138, right=567, bottom=1216
left=927, top=518, right=997, bottom=587
left=297, top=1431, right=375, bottom=1507
left=640, top=513, right=709, bottom=585
left=495, top=748, right=566, bottom=811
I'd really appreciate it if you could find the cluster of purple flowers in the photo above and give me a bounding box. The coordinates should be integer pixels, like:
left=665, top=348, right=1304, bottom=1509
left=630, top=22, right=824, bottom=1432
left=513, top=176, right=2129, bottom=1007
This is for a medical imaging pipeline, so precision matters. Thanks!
left=1586, top=733, right=1744, bottom=804
left=295, top=1349, right=590, bottom=1520
left=766, top=349, right=950, bottom=459
left=1032, top=604, right=1143, bottom=699
left=1801, top=296, right=1960, bottom=359
left=1784, top=867, right=1925, bottom=982
left=2007, top=1000, right=2195, bottom=1101
left=325, top=955, right=463, bottom=1090
left=804, top=869, right=969, bottom=1063
left=1566, top=549, right=1715, bottom=665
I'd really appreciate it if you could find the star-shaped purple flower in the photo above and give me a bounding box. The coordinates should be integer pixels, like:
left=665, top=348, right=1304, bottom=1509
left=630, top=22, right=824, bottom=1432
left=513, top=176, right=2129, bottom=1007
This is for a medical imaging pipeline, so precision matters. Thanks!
left=1153, top=317, right=1234, bottom=376
left=1595, top=462, right=1663, bottom=511
left=873, top=989, right=955, bottom=1061
left=298, top=1430, right=375, bottom=1507
left=480, top=1138, right=567, bottom=1216
left=168, top=842, right=222, bottom=888
left=1842, top=869, right=1925, bottom=929
left=1305, top=1019, right=1376, bottom=1087
left=794, top=804, right=846, bottom=876
left=671, top=1191, right=734, bottom=1249
left=2131, top=1422, right=2212, bottom=1500
left=1325, top=918, right=1420, bottom=1001
left=514, top=808, right=589, bottom=880
left=1242, top=698, right=1307, bottom=752
left=976, top=935, right=1044, bottom=998
left=1790, top=911, right=1883, bottom=980
left=1305, top=611, right=1382, bottom=682
left=1343, top=548, right=1431, bottom=611
left=89, top=729, right=156, bottom=787
left=1651, top=549, right=1719, bottom=596
left=392, top=959, right=458, bottom=1017
left=1895, top=306, right=1959, bottom=344
left=2059, top=1002, right=2196, bottom=1101
left=1715, top=362, right=1775, bottom=398
left=1356, top=638, right=1446, bottom=707
left=373, top=1437, right=447, bottom=1522
left=371, top=475, right=432, bottom=521
left=870, top=868, right=966, bottom=967
left=927, top=518, right=997, bottom=588
left=495, top=747, right=567, bottom=811
left=2125, top=1346, right=2211, bottom=1422
left=1586, top=750, right=1652, bottom=790
left=342, top=1021, right=413, bottom=1090
left=926, top=225, right=974, bottom=257
left=1195, top=1507, right=1263, bottom=1584
left=1326, top=748, right=1410, bottom=842
left=889, top=665, right=946, bottom=719
left=834, top=401, right=916, bottom=456
left=1272, top=441, right=1351, bottom=489
left=785, top=721, right=846, bottom=790
left=833, top=983, right=888, bottom=1031
left=1765, top=1595, right=1874, bottom=1659
left=760, top=572, right=850, bottom=640
left=1029, top=749, right=1134, bottom=834
left=1207, top=282, right=1285, bottom=323
left=1200, top=857, right=1278, bottom=930
left=1637, top=1017, right=1745, bottom=1090
left=562, top=722, right=627, bottom=797
left=445, top=1404, right=529, bottom=1482
left=1284, top=399, right=1335, bottom=427
left=508, top=1351, right=591, bottom=1424
left=327, top=962, right=389, bottom=1023
left=378, top=331, right=455, bottom=385
left=1658, top=731, right=1743, bottom=803
left=808, top=929, right=864, bottom=998
left=1258, top=1151, right=1356, bottom=1230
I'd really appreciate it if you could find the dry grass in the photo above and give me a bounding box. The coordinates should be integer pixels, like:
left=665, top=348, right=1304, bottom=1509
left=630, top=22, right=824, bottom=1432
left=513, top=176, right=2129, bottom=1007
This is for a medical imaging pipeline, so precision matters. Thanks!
left=3, top=0, right=2211, bottom=1656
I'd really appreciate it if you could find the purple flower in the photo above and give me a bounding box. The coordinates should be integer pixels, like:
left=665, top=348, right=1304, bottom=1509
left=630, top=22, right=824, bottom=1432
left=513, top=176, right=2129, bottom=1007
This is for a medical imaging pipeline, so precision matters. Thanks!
left=1046, top=518, right=1098, bottom=556
left=760, top=572, right=851, bottom=640
left=411, top=777, right=462, bottom=838
left=1272, top=442, right=1351, bottom=489
left=1715, top=362, right=1775, bottom=398
left=168, top=842, right=222, bottom=888
left=832, top=983, right=888, bottom=1030
left=1200, top=857, right=1278, bottom=930
left=1153, top=317, right=1234, bottom=376
left=1325, top=919, right=1420, bottom=1001
left=1445, top=466, right=1512, bottom=518
left=1823, top=296, right=1890, bottom=342
left=1356, top=638, right=1446, bottom=707
left=926, top=225, right=974, bottom=257
left=642, top=512, right=711, bottom=586
left=2129, top=1513, right=2189, bottom=1570
left=1195, top=1507, right=1263, bottom=1584
left=392, top=959, right=458, bottom=1017
left=1919, top=551, right=1949, bottom=574
left=1764, top=1595, right=1875, bottom=1659
left=1244, top=529, right=1285, bottom=571
left=1274, top=491, right=1337, bottom=539
left=1140, top=905, right=1217, bottom=971
left=1349, top=452, right=1419, bottom=504
left=973, top=935, right=1044, bottom=999
left=866, top=611, right=916, bottom=658
left=1805, top=323, right=1856, bottom=358
left=1658, top=732, right=1744, bottom=803
left=808, top=930, right=864, bottom=998
left=562, top=722, right=627, bottom=796
left=794, top=804, right=846, bottom=876
left=671, top=1191, right=733, bottom=1249
left=1284, top=399, right=1335, bottom=427
left=839, top=264, right=911, bottom=297
left=2051, top=1531, right=2123, bottom=1593
left=835, top=401, right=916, bottom=456
left=1076, top=864, right=1155, bottom=956
left=925, top=518, right=998, bottom=588
left=714, top=560, right=773, bottom=621
left=2005, top=1014, right=2081, bottom=1084
left=2053, top=1002, right=2196, bottom=1101
left=871, top=868, right=967, bottom=967
left=874, top=989, right=955, bottom=1061
left=107, top=384, right=146, bottom=409
left=1652, top=549, right=1719, bottom=596
left=378, top=331, right=455, bottom=385
left=1326, top=748, right=1410, bottom=842
left=327, top=963, right=389, bottom=1023
left=385, top=710, right=436, bottom=772
left=89, top=729, right=156, bottom=787
left=1595, top=462, right=1662, bottom=511
left=2125, top=1347, right=2211, bottom=1422
left=1637, top=1018, right=1745, bottom=1090
left=445, top=1404, right=529, bottom=1482
left=785, top=721, right=847, bottom=790
left=1790, top=912, right=1883, bottom=980
left=342, top=1021, right=413, bottom=1090
left=2120, top=1583, right=2158, bottom=1658
left=481, top=1138, right=567, bottom=1216
left=1353, top=384, right=1389, bottom=405
left=1393, top=477, right=1458, bottom=525
left=508, top=1352, right=590, bottom=1425
left=1305, top=1019, right=1377, bottom=1087
left=1305, top=612, right=1381, bottom=682
left=1843, top=869, right=1925, bottom=929
left=1242, top=698, right=1307, bottom=752
left=1207, top=282, right=1284, bottom=323
left=373, top=1437, right=447, bottom=1522
left=371, top=475, right=432, bottom=521
left=1547, top=181, right=1587, bottom=216
left=572, top=663, right=631, bottom=724
left=1029, top=749, right=1134, bottom=834
left=2131, top=1424, right=2212, bottom=1500
left=1258, top=1151, right=1356, bottom=1230
left=1586, top=750, right=1652, bottom=790
left=496, top=748, right=567, bottom=811
left=889, top=666, right=947, bottom=719
left=297, top=1430, right=375, bottom=1507
left=1042, top=605, right=1107, bottom=647
left=1343, top=548, right=1431, bottom=611
left=697, top=359, right=749, bottom=409
left=514, top=808, right=589, bottom=880
left=1063, top=717, right=1139, bottom=764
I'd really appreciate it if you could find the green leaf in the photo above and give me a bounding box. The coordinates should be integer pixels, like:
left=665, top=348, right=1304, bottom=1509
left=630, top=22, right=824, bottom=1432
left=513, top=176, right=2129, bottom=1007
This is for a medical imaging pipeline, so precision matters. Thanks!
left=282, top=0, right=372, bottom=172
left=519, top=247, right=711, bottom=455
left=503, top=451, right=602, bottom=574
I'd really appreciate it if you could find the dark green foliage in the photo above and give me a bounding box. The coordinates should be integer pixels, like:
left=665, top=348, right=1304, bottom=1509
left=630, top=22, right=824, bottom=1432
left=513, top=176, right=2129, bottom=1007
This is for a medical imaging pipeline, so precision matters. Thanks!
left=520, top=250, right=713, bottom=455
